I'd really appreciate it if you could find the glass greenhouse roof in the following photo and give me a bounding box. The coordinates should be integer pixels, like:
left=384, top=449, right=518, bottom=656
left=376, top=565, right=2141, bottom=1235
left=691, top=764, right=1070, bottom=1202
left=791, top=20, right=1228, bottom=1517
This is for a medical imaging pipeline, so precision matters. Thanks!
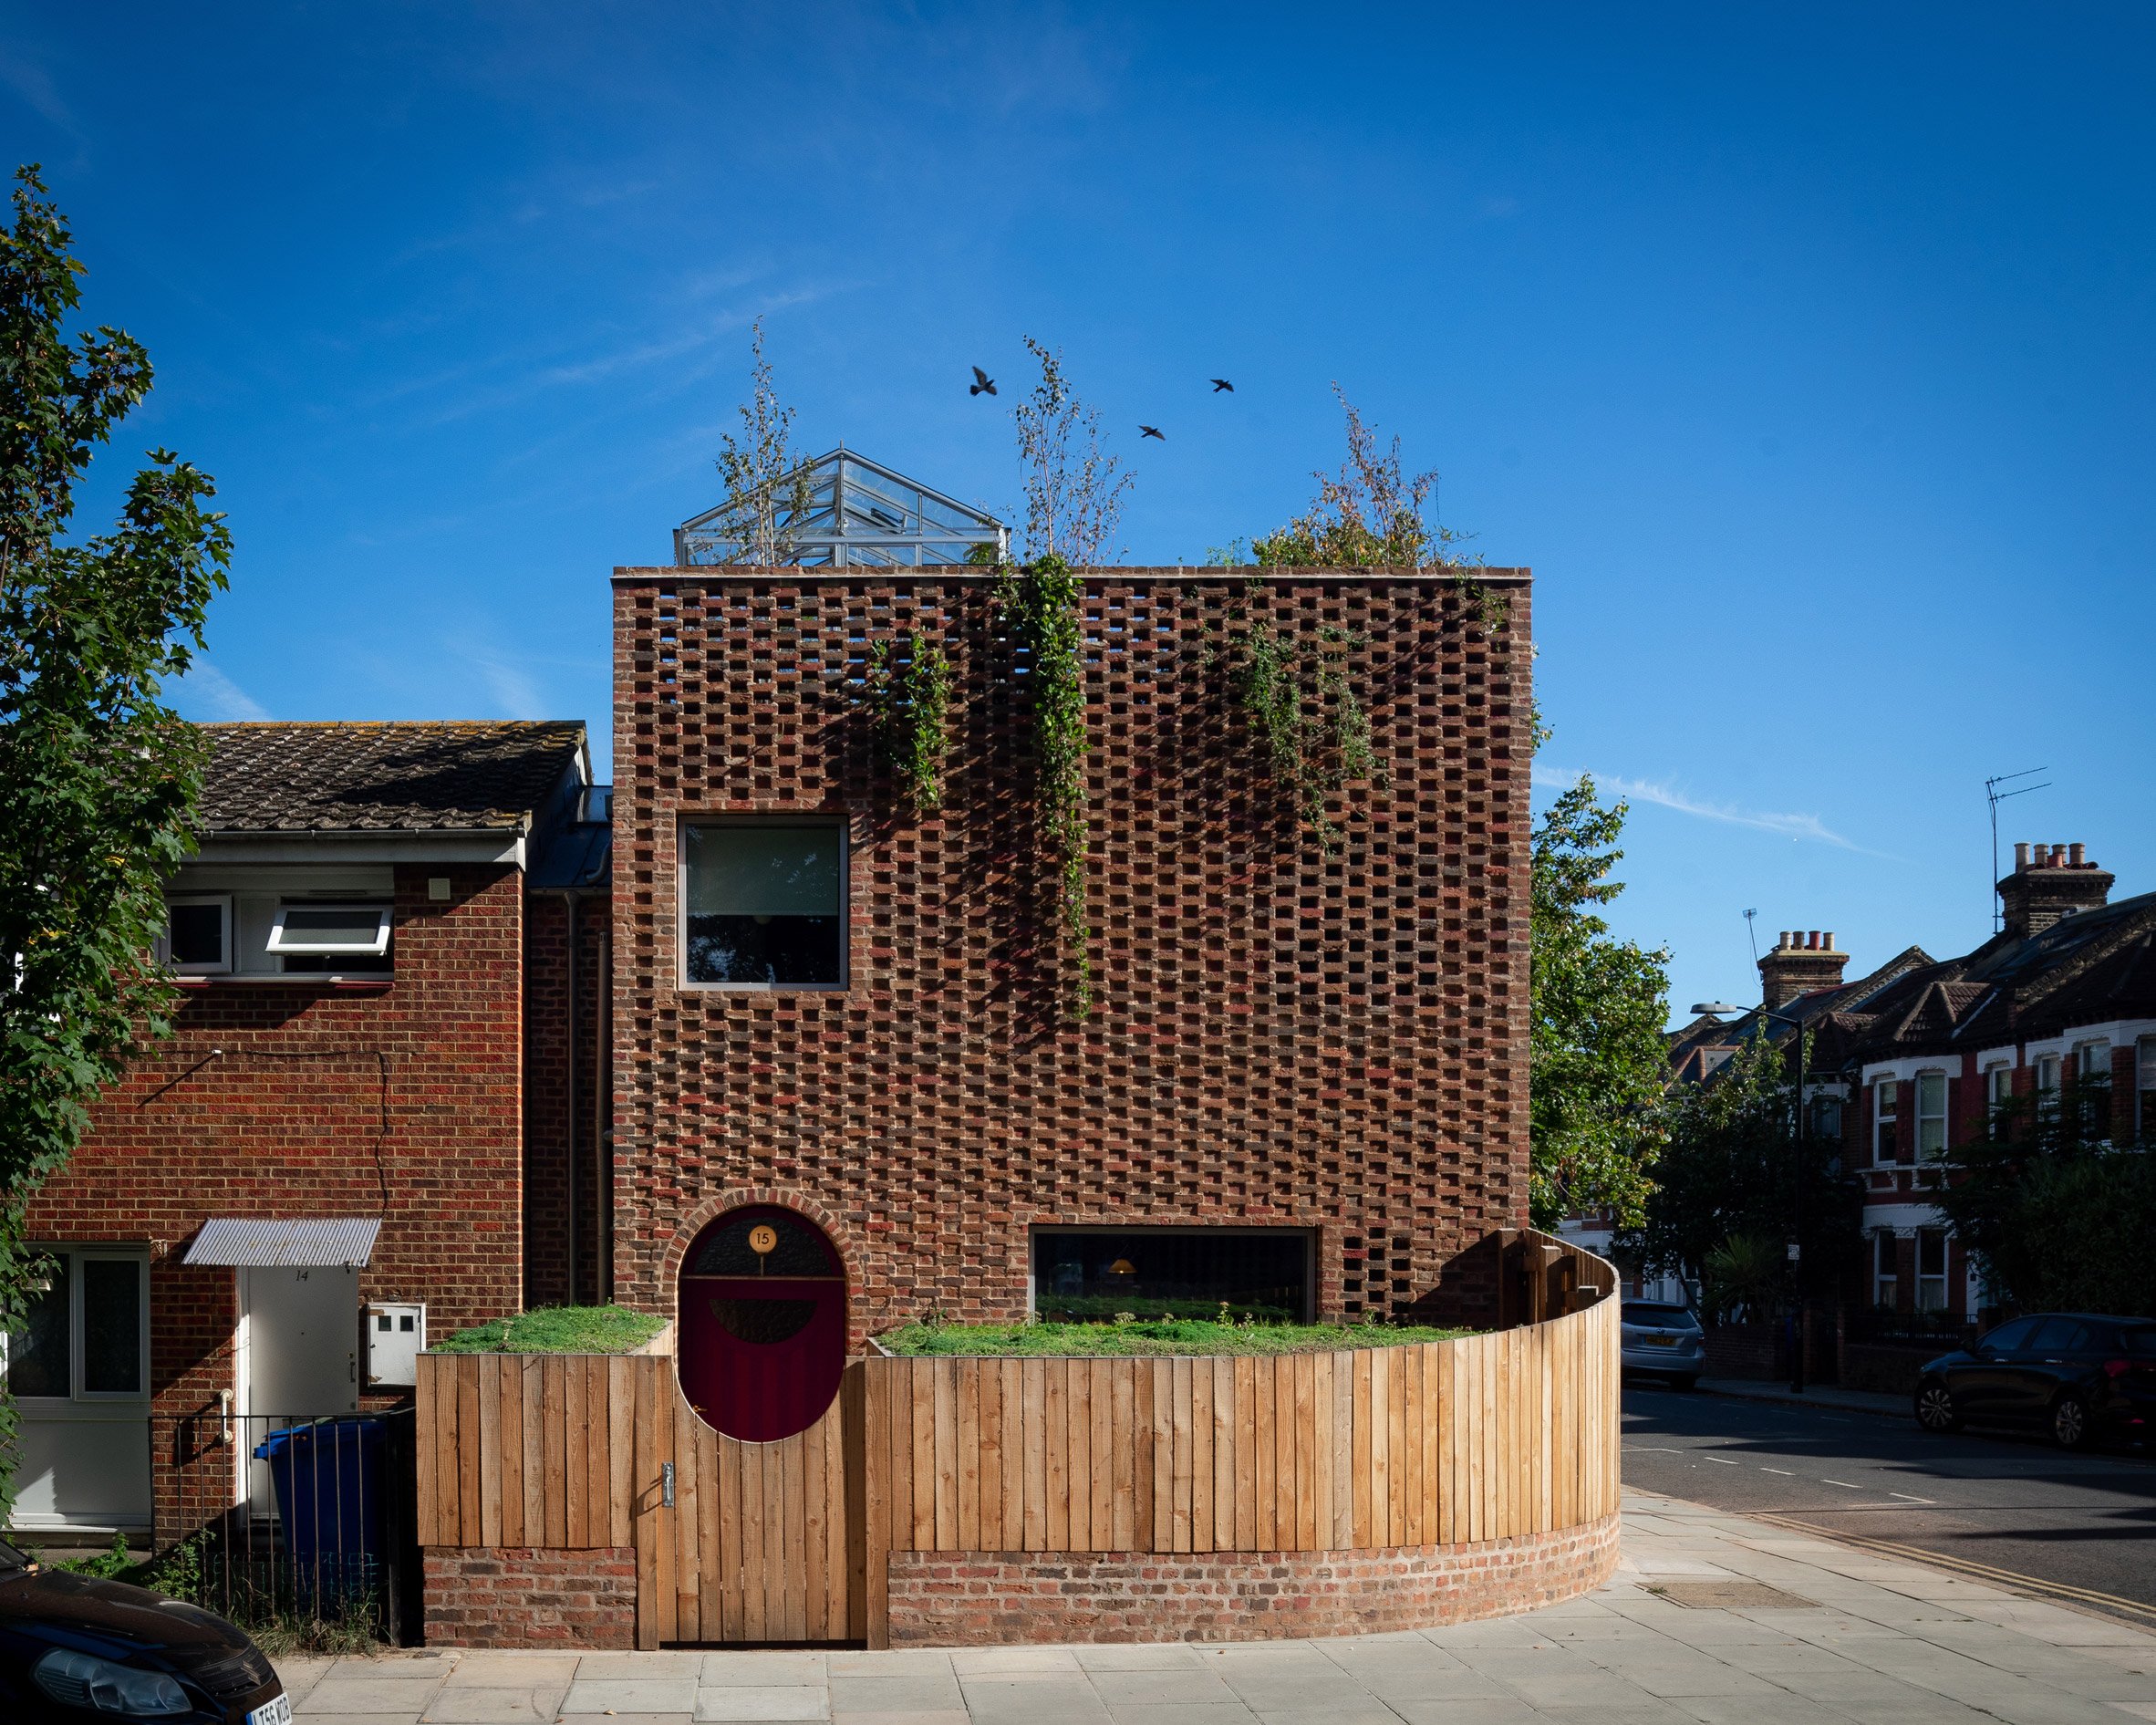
left=675, top=448, right=1007, bottom=568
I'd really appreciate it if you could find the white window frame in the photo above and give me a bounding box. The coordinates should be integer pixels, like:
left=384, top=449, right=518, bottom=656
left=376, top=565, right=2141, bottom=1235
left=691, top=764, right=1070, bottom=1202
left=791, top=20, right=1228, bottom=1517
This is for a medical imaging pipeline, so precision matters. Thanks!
left=1915, top=1070, right=1949, bottom=1160
left=162, top=893, right=233, bottom=975
left=2034, top=1054, right=2061, bottom=1105
left=1985, top=1062, right=2013, bottom=1124
left=2074, top=1040, right=2111, bottom=1141
left=2140, top=1037, right=2156, bottom=1138
left=1873, top=1231, right=1899, bottom=1307
left=1915, top=1227, right=1948, bottom=1316
left=3, top=1248, right=150, bottom=1404
left=1872, top=1079, right=1901, bottom=1166
left=265, top=902, right=393, bottom=958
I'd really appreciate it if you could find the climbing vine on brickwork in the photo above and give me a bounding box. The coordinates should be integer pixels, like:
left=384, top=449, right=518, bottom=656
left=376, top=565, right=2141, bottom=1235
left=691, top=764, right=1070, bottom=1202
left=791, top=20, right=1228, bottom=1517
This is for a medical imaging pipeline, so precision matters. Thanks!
left=866, top=633, right=953, bottom=814
left=1231, top=613, right=1382, bottom=852
left=1003, top=555, right=1091, bottom=1020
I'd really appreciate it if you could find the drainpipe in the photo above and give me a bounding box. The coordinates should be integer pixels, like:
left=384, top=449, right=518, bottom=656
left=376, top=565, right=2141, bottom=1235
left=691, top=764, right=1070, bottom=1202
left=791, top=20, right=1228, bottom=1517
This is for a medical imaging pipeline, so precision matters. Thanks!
left=565, top=892, right=579, bottom=1305
left=596, top=920, right=613, bottom=1299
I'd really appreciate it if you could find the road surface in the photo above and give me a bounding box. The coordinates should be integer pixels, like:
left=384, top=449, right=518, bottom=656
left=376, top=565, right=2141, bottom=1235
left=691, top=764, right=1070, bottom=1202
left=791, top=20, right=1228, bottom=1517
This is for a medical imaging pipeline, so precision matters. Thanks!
left=1622, top=1381, right=2156, bottom=1622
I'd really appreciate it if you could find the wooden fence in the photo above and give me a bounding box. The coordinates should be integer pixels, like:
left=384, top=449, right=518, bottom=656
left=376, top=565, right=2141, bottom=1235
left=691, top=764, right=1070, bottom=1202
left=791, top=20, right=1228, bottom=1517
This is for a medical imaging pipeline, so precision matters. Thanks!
left=416, top=1232, right=1617, bottom=1648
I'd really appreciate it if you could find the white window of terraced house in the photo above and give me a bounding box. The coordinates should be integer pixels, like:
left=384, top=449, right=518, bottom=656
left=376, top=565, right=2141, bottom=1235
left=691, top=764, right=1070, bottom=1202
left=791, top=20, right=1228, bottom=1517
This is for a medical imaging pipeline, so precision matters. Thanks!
left=1915, top=1071, right=1949, bottom=1161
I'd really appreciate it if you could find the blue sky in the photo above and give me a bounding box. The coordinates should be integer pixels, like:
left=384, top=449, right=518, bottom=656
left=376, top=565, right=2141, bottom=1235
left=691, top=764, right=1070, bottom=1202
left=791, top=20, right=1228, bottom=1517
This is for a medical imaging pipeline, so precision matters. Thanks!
left=6, top=2, right=2153, bottom=1022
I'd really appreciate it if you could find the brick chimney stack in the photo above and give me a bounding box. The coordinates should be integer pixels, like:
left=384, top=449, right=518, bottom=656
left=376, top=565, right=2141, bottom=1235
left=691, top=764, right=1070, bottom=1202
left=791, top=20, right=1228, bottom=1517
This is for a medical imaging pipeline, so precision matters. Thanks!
left=1997, top=842, right=2113, bottom=940
left=1757, top=929, right=1849, bottom=1011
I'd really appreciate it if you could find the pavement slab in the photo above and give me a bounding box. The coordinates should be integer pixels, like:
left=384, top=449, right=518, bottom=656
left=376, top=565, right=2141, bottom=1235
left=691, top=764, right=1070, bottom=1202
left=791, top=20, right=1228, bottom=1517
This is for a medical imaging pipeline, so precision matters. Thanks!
left=284, top=1488, right=2154, bottom=1725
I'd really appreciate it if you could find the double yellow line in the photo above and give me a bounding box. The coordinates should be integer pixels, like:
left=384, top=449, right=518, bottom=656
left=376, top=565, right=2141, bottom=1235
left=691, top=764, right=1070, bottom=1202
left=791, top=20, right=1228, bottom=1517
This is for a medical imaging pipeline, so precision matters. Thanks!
left=1752, top=1513, right=2156, bottom=1625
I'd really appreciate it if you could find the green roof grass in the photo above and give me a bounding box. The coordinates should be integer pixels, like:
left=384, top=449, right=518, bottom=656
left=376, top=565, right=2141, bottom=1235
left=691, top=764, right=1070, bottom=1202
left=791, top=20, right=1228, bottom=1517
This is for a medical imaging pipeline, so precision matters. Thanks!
left=876, top=1317, right=1470, bottom=1358
left=432, top=1304, right=666, bottom=1356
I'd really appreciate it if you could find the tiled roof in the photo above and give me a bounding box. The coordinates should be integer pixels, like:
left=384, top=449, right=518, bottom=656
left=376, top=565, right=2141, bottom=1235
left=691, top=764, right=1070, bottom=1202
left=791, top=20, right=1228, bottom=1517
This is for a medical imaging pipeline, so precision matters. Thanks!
left=198, top=722, right=586, bottom=833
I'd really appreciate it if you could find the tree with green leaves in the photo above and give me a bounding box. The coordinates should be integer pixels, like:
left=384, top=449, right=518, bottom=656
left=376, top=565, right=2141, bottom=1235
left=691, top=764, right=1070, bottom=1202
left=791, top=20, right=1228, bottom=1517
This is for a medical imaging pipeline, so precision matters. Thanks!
left=1528, top=774, right=1670, bottom=1230
left=1620, top=1031, right=1864, bottom=1302
left=0, top=165, right=230, bottom=1516
left=1933, top=1080, right=2154, bottom=1318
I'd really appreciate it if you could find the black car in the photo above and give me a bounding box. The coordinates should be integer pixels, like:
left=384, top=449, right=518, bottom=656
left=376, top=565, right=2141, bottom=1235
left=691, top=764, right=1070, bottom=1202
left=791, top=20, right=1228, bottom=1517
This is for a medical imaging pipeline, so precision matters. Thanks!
left=1913, top=1313, right=2156, bottom=1450
left=0, top=1540, right=287, bottom=1724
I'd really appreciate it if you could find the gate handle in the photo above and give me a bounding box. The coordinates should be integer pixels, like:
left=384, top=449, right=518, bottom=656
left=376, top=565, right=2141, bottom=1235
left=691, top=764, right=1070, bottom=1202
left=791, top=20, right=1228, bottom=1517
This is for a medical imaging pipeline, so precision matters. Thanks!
left=662, top=1461, right=675, bottom=1509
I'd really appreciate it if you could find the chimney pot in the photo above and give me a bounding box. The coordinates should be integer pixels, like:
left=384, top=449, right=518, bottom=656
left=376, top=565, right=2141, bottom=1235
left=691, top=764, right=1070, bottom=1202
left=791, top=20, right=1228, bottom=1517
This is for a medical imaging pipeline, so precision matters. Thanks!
left=1824, top=931, right=1836, bottom=950
left=1998, top=841, right=2113, bottom=939
left=1807, top=931, right=1819, bottom=950
left=2015, top=842, right=2030, bottom=869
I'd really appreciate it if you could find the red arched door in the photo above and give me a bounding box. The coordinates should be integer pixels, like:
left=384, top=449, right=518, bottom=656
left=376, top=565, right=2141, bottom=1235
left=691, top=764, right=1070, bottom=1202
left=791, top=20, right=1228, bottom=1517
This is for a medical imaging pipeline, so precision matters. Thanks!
left=677, top=1206, right=846, bottom=1443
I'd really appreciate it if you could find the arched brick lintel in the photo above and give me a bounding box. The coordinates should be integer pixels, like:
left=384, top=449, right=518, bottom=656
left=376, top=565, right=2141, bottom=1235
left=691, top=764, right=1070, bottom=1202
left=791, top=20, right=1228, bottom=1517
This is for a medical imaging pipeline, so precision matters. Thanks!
left=656, top=1185, right=869, bottom=1348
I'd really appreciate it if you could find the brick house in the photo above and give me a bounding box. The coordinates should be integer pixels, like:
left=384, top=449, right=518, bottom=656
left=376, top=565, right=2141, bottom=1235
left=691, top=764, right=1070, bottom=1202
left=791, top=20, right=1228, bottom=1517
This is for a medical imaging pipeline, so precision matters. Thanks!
left=7, top=722, right=609, bottom=1538
left=1816, top=844, right=2156, bottom=1325
left=1660, top=844, right=2155, bottom=1335
left=607, top=562, right=1536, bottom=1386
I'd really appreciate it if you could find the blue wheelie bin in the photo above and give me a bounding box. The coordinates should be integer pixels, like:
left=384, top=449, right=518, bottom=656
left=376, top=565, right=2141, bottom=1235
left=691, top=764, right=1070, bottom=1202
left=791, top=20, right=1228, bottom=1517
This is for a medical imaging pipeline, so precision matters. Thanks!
left=254, top=1418, right=386, bottom=1612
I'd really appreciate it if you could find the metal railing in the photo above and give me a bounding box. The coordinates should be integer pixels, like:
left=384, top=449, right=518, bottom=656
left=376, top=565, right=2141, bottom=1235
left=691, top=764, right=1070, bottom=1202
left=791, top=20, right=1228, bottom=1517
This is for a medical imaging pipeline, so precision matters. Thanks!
left=166, top=1406, right=418, bottom=1644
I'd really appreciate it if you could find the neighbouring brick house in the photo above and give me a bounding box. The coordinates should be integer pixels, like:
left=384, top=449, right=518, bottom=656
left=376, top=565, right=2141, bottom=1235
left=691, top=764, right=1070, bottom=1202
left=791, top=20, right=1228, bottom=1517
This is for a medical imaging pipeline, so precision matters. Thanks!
left=1653, top=844, right=2155, bottom=1356
left=1817, top=843, right=2156, bottom=1326
left=607, top=562, right=1536, bottom=1371
left=7, top=722, right=609, bottom=1539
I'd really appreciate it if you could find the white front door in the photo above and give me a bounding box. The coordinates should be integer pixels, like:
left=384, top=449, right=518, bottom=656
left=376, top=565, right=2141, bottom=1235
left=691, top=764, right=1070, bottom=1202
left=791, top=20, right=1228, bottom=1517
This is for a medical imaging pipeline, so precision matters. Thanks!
left=240, top=1266, right=358, bottom=1419
left=238, top=1266, right=359, bottom=1520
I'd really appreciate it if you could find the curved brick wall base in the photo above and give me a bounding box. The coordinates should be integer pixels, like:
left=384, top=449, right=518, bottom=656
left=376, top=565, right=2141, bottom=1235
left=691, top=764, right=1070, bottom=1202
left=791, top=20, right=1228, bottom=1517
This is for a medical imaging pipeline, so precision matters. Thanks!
left=883, top=1512, right=1620, bottom=1646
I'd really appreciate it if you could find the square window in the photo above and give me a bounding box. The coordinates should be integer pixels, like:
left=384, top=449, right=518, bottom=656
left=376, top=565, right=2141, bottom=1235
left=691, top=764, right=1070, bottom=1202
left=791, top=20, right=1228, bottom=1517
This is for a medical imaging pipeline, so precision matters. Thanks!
left=165, top=895, right=232, bottom=973
left=680, top=823, right=845, bottom=987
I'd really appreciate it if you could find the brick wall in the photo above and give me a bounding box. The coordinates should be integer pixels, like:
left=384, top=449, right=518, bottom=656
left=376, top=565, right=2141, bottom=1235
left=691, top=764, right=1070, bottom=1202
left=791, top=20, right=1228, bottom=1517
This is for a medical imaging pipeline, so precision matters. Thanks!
left=25, top=865, right=532, bottom=1536
left=524, top=891, right=611, bottom=1305
left=609, top=569, right=1533, bottom=1335
left=424, top=1547, right=636, bottom=1647
left=884, top=1513, right=1618, bottom=1646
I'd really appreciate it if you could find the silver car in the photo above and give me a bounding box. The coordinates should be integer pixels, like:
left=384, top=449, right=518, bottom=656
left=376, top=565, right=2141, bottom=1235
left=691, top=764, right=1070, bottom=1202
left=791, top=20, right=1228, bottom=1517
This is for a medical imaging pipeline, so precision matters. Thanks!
left=1621, top=1300, right=1705, bottom=1388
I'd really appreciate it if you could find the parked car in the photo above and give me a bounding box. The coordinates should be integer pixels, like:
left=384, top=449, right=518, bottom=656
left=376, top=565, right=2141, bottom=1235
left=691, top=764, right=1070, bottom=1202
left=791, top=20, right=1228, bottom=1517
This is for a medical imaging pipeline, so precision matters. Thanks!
left=1621, top=1300, right=1705, bottom=1389
left=0, top=1538, right=287, bottom=1724
left=1913, top=1313, right=2156, bottom=1450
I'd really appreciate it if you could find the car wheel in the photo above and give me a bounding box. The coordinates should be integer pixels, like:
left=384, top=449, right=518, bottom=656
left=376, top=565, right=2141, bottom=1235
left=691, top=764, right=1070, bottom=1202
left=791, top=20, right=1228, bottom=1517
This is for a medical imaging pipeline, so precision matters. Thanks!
left=2050, top=1392, right=2092, bottom=1450
left=1914, top=1378, right=1962, bottom=1433
left=1669, top=1374, right=1698, bottom=1391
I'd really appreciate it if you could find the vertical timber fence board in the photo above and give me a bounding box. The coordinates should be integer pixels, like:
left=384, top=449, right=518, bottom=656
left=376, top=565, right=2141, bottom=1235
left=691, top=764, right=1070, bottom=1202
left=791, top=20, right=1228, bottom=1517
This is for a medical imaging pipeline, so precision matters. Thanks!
left=409, top=1235, right=1618, bottom=1647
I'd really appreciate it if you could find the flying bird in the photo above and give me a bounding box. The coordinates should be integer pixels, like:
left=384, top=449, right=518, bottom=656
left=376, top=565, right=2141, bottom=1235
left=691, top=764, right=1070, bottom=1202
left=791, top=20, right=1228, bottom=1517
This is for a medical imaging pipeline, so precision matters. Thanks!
left=969, top=366, right=997, bottom=397
left=1140, top=424, right=1166, bottom=441
left=1211, top=379, right=1234, bottom=392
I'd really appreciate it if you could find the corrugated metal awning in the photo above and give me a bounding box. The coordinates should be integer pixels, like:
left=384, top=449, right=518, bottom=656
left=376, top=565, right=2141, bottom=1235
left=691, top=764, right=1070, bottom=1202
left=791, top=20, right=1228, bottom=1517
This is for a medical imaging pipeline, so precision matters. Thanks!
left=183, top=1217, right=381, bottom=1267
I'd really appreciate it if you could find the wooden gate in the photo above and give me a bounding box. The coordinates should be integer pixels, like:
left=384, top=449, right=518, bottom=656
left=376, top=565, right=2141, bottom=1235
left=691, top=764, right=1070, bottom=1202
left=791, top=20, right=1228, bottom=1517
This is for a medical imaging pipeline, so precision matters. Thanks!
left=415, top=1352, right=864, bottom=1647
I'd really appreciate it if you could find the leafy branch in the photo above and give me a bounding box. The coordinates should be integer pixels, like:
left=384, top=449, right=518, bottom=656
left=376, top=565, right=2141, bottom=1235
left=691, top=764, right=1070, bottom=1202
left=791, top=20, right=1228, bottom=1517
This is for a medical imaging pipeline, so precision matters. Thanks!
left=866, top=633, right=953, bottom=814
left=707, top=318, right=814, bottom=565
left=1004, top=556, right=1090, bottom=1020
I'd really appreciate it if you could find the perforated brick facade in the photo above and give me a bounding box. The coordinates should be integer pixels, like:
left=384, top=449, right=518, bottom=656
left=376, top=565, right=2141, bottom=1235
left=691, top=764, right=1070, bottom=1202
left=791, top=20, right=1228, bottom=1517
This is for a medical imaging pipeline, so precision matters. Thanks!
left=609, top=567, right=1533, bottom=1335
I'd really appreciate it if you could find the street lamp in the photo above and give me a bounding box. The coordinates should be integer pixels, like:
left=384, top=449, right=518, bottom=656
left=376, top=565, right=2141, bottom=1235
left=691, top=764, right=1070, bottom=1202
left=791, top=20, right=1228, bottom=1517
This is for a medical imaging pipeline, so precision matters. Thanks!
left=1693, top=1001, right=1813, bottom=1394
